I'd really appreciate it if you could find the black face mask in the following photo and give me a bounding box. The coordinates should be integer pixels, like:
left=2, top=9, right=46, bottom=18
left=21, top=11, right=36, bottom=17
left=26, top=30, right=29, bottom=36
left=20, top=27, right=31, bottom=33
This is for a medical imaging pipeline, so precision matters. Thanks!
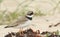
left=26, top=16, right=32, bottom=20
left=27, top=12, right=33, bottom=16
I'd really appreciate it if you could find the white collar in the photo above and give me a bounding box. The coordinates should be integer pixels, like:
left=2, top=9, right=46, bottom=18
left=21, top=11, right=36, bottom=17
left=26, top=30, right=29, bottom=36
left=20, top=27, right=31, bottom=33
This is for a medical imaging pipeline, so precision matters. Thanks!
left=26, top=15, right=33, bottom=18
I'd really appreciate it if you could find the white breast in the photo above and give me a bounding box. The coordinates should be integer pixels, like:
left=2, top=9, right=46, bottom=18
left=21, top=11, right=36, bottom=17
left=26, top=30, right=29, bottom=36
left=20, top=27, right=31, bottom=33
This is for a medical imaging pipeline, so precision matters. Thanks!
left=16, top=20, right=32, bottom=29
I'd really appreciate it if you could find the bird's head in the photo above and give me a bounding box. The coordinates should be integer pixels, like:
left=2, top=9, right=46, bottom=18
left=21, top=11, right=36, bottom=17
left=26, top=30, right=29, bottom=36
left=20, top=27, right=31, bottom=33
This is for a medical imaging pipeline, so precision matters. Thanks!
left=26, top=11, right=34, bottom=20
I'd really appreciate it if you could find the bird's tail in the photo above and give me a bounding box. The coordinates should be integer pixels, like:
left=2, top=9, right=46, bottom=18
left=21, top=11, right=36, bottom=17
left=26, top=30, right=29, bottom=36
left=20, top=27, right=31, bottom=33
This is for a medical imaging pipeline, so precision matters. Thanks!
left=4, top=26, right=14, bottom=28
left=4, top=24, right=18, bottom=28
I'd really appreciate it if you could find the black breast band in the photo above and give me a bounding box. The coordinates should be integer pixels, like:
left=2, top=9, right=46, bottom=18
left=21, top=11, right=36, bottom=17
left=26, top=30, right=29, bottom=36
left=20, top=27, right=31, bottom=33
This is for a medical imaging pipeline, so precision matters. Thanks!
left=26, top=16, right=32, bottom=20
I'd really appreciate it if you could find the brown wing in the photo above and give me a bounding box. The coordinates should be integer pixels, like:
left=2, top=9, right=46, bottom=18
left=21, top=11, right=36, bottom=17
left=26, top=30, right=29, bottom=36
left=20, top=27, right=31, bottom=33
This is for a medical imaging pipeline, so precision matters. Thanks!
left=9, top=16, right=28, bottom=27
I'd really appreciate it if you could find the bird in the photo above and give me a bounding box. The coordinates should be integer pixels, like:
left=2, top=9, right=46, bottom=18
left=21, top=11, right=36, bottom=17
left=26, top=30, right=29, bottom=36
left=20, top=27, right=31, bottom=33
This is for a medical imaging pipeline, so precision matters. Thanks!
left=4, top=11, right=34, bottom=29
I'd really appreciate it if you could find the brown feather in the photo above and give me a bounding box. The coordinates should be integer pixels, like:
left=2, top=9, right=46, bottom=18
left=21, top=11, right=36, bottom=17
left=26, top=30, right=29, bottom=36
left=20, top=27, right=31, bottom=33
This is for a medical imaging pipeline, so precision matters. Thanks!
left=9, top=16, right=28, bottom=27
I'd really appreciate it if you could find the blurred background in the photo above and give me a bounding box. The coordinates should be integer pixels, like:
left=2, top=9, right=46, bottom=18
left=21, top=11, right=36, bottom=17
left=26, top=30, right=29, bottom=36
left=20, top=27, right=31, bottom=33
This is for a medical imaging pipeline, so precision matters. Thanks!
left=0, top=0, right=60, bottom=25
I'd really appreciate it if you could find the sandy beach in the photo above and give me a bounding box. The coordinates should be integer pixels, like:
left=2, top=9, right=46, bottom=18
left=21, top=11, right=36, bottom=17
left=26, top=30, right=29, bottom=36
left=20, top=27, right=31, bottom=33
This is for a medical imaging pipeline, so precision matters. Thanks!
left=0, top=14, right=60, bottom=37
left=0, top=0, right=60, bottom=37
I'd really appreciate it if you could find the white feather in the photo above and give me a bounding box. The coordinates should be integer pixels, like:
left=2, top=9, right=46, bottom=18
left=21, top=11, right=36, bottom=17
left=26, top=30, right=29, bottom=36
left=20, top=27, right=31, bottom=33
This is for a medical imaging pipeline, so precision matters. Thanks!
left=16, top=20, right=32, bottom=28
